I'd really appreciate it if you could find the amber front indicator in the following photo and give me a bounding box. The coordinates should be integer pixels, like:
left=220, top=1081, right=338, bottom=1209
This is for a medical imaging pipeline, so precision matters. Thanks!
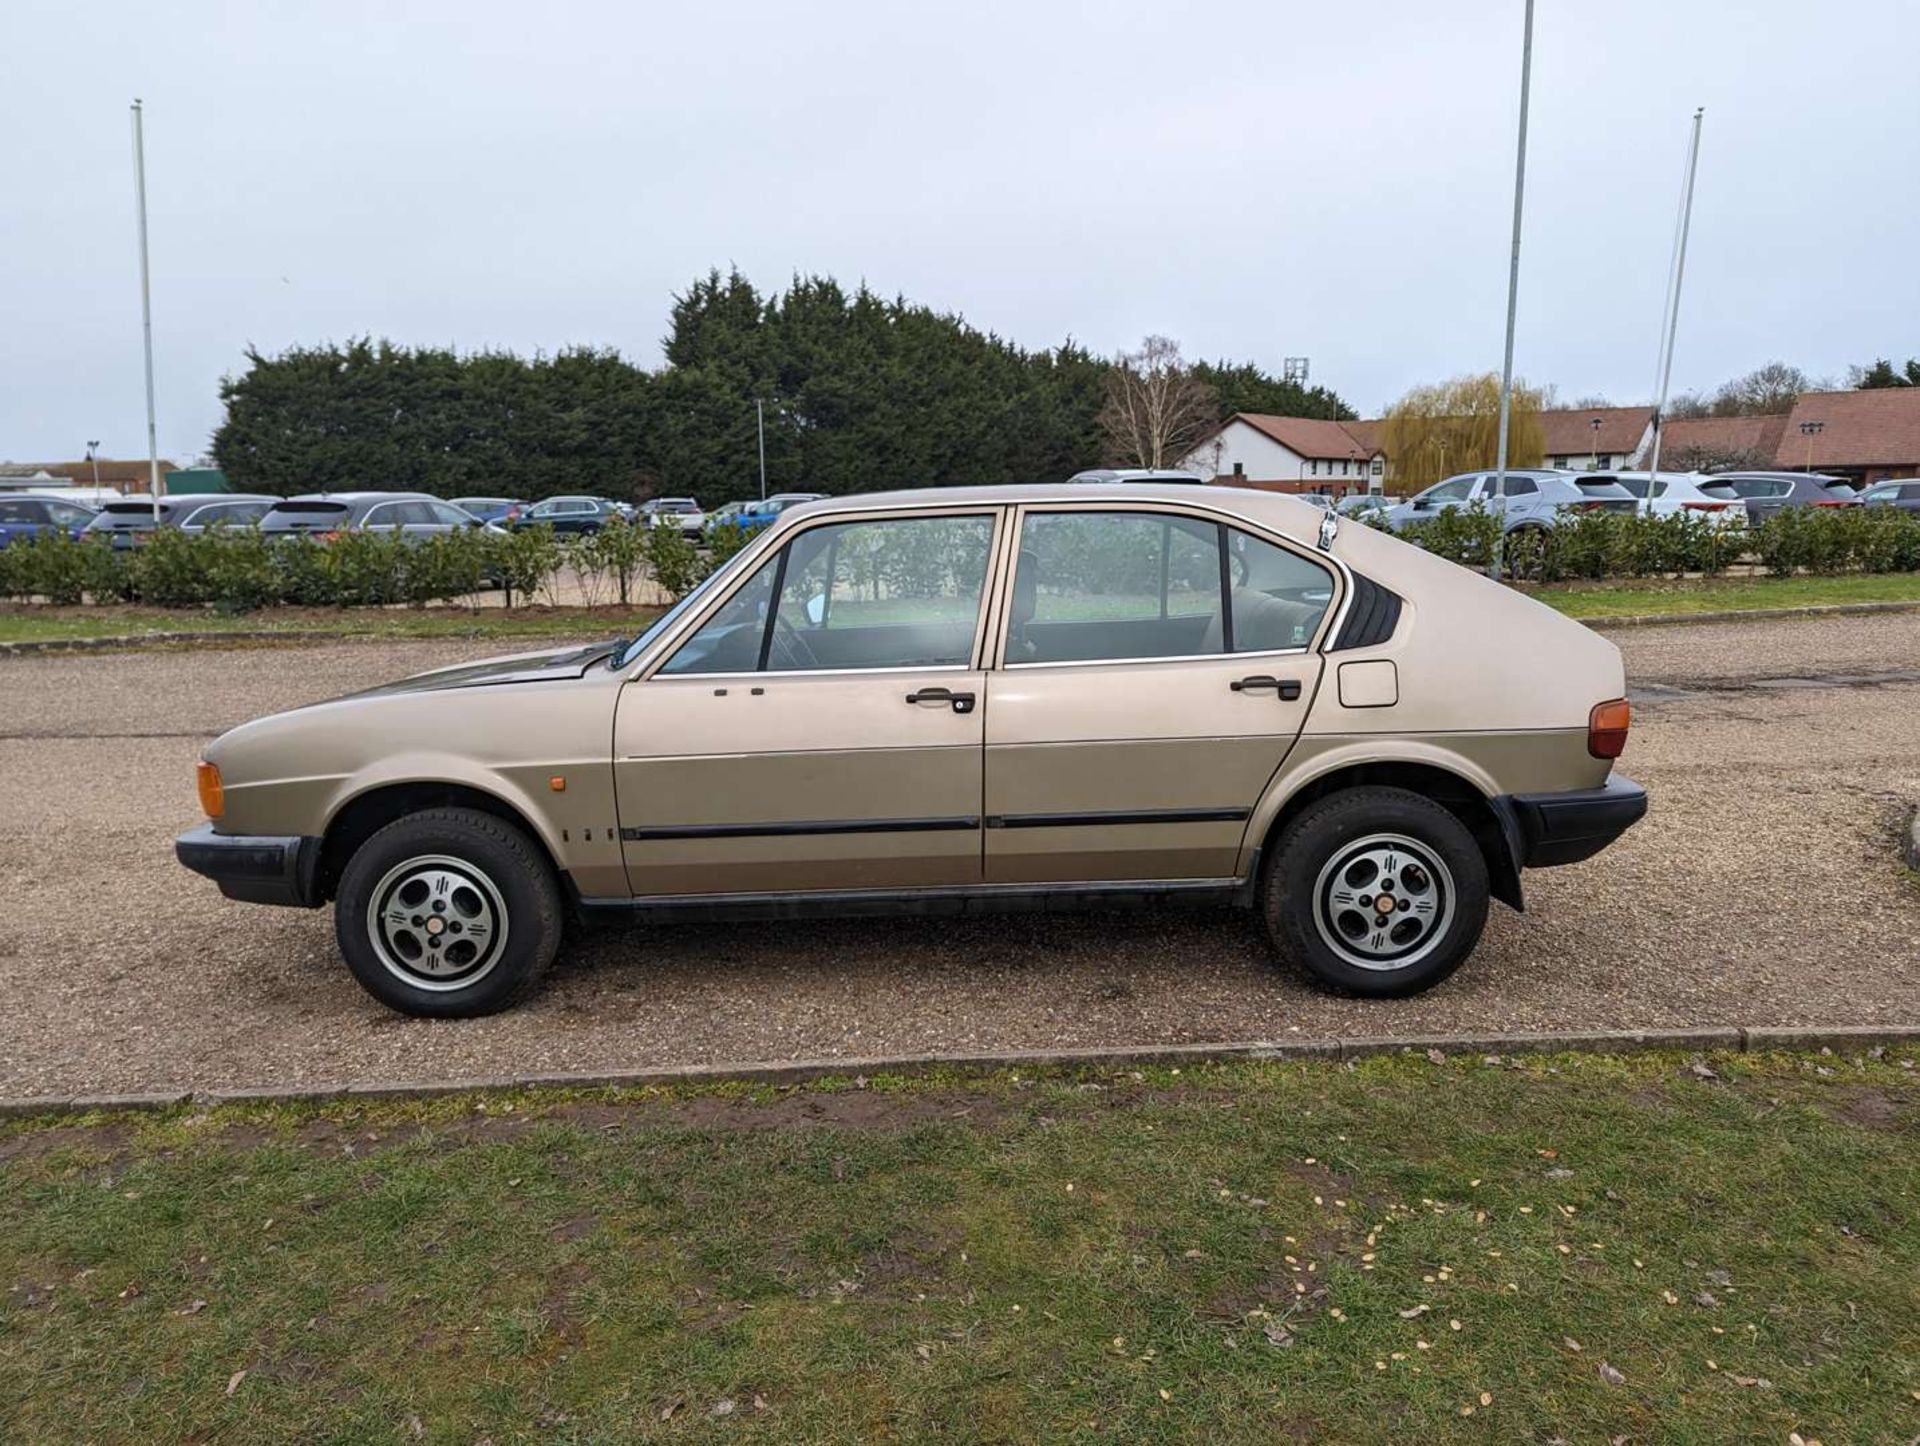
left=1588, top=698, right=1631, bottom=759
left=196, top=760, right=225, bottom=819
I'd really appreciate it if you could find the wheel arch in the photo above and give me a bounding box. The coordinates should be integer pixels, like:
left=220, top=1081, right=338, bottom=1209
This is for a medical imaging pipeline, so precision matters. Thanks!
left=1246, top=752, right=1523, bottom=911
left=316, top=780, right=566, bottom=904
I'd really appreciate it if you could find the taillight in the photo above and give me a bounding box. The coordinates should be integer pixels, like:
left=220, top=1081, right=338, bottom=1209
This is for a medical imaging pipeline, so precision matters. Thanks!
left=1588, top=698, right=1631, bottom=760
left=197, top=760, right=225, bottom=819
left=316, top=529, right=342, bottom=542
left=1813, top=499, right=1851, bottom=507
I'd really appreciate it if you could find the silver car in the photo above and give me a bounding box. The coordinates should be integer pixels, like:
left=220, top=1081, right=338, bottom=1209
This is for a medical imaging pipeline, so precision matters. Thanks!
left=1385, top=470, right=1637, bottom=536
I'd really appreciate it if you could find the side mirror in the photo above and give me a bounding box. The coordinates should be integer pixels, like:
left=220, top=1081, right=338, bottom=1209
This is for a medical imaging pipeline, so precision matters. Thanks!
left=1413, top=497, right=1432, bottom=510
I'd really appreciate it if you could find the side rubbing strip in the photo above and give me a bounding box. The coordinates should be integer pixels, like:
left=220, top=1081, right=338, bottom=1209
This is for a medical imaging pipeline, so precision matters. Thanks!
left=1331, top=572, right=1403, bottom=651
left=986, top=807, right=1251, bottom=830
left=621, top=816, right=980, bottom=842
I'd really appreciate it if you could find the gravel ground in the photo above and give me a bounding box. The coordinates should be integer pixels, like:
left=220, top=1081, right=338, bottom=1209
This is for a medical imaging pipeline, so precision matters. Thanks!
left=1, top=614, right=1916, bottom=1098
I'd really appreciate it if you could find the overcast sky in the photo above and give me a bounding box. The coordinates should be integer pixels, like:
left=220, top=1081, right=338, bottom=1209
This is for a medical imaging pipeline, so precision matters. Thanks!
left=4, top=0, right=1917, bottom=465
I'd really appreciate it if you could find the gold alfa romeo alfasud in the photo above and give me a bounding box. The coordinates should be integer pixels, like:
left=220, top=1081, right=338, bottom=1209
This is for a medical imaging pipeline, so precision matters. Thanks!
left=178, top=483, right=1646, bottom=1016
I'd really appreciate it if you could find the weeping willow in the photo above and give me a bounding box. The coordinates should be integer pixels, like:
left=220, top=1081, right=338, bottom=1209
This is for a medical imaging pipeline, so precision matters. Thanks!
left=1380, top=373, right=1546, bottom=494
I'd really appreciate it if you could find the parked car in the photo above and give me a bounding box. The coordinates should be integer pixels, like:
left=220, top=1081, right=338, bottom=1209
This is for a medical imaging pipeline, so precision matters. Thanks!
left=258, top=492, right=491, bottom=539
left=733, top=492, right=828, bottom=529
left=0, top=492, right=96, bottom=546
left=1588, top=472, right=1746, bottom=527
left=704, top=499, right=757, bottom=531
left=638, top=497, right=707, bottom=538
left=1858, top=478, right=1920, bottom=514
left=450, top=497, right=526, bottom=524
left=1384, top=470, right=1636, bottom=536
left=83, top=494, right=278, bottom=548
left=1337, top=494, right=1392, bottom=523
left=178, top=482, right=1645, bottom=1018
left=1698, top=472, right=1859, bottom=527
left=509, top=496, right=626, bottom=534
left=1067, top=468, right=1206, bottom=486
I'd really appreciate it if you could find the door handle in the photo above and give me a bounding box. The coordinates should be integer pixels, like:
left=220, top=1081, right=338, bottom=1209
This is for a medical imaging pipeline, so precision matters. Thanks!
left=905, top=687, right=976, bottom=714
left=1231, top=675, right=1302, bottom=701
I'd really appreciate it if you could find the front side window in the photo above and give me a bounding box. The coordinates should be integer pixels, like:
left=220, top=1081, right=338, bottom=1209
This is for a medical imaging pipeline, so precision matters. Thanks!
left=1423, top=477, right=1475, bottom=504
left=1008, top=510, right=1332, bottom=665
left=45, top=501, right=93, bottom=526
left=429, top=501, right=474, bottom=525
left=662, top=514, right=995, bottom=675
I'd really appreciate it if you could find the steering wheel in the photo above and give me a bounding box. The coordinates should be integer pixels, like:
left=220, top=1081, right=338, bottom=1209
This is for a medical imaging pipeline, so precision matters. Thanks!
left=768, top=612, right=820, bottom=670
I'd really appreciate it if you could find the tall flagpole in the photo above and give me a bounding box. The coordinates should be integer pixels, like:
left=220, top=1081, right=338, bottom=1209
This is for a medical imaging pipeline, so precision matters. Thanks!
left=1489, top=0, right=1535, bottom=581
left=1645, top=108, right=1705, bottom=484
left=131, top=99, right=162, bottom=521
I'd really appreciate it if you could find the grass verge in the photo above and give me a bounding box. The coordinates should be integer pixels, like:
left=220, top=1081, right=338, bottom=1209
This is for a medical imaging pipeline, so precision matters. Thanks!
left=2, top=1050, right=1916, bottom=1442
left=0, top=604, right=661, bottom=646
left=1532, top=571, right=1920, bottom=620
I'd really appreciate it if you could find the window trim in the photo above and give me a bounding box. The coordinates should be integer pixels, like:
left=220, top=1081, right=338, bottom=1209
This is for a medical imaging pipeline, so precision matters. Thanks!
left=993, top=502, right=1339, bottom=671
left=639, top=504, right=1008, bottom=681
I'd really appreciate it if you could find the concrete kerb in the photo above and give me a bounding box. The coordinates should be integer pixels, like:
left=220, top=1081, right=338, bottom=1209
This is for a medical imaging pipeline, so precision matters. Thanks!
left=1580, top=599, right=1920, bottom=631
left=0, top=630, right=340, bottom=656
left=1901, top=803, right=1920, bottom=872
left=4, top=1023, right=1917, bottom=1120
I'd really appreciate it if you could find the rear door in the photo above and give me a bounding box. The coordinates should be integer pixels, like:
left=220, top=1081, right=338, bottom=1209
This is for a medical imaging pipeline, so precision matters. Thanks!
left=614, top=507, right=1004, bottom=896
left=984, top=505, right=1335, bottom=884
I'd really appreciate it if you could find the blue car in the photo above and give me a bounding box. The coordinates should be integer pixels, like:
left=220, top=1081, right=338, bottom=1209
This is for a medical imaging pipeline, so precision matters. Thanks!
left=733, top=492, right=827, bottom=530
left=0, top=493, right=97, bottom=546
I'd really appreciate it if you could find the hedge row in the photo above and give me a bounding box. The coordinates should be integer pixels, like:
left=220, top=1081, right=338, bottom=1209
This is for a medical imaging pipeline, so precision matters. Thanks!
left=0, top=519, right=757, bottom=611
left=1385, top=503, right=1920, bottom=582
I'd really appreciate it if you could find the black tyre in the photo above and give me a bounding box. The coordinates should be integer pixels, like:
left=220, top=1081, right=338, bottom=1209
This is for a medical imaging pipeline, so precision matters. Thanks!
left=334, top=807, right=562, bottom=1018
left=1262, top=787, right=1489, bottom=998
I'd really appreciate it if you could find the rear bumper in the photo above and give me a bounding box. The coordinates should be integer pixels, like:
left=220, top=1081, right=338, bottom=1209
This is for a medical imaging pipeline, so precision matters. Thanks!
left=175, top=824, right=323, bottom=908
left=1500, top=775, right=1648, bottom=868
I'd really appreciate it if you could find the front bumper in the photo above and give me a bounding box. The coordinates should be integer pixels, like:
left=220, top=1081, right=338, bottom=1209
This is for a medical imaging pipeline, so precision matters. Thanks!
left=175, top=824, right=324, bottom=908
left=1501, top=775, right=1648, bottom=868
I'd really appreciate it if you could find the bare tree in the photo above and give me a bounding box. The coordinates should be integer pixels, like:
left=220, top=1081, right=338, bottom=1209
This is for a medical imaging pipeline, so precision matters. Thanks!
left=1099, top=336, right=1219, bottom=468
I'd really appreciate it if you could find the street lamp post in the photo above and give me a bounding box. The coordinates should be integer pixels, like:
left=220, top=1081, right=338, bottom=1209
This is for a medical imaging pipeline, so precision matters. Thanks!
left=87, top=440, right=101, bottom=490
left=1800, top=419, right=1824, bottom=472
left=1590, top=416, right=1601, bottom=470
left=1489, top=0, right=1536, bottom=583
left=130, top=100, right=161, bottom=524
left=755, top=398, right=768, bottom=501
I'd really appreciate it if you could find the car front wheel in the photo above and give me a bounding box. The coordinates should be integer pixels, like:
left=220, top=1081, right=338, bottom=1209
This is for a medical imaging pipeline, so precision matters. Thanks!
left=1262, top=786, right=1489, bottom=997
left=335, top=807, right=562, bottom=1017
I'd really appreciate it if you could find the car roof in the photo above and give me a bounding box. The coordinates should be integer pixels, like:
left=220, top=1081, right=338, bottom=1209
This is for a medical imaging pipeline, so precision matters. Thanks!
left=780, top=482, right=1329, bottom=525
left=278, top=491, right=439, bottom=504
left=3, top=492, right=98, bottom=506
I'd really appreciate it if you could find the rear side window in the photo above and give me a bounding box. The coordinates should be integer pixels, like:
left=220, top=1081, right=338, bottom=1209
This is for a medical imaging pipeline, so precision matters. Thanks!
left=1008, top=511, right=1332, bottom=665
left=0, top=500, right=46, bottom=523
left=1504, top=478, right=1539, bottom=497
left=262, top=502, right=349, bottom=530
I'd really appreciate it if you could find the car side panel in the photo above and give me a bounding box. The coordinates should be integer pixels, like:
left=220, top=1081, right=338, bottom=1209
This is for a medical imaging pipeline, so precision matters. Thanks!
left=205, top=679, right=630, bottom=898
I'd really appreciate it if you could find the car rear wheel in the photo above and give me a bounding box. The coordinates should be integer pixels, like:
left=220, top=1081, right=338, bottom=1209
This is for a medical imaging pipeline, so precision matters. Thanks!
left=335, top=807, right=562, bottom=1017
left=1262, top=787, right=1489, bottom=997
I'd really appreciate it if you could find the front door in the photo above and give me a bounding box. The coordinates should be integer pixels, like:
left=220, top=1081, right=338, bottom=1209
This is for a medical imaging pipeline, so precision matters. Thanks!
left=613, top=508, right=1004, bottom=896
left=984, top=506, right=1335, bottom=884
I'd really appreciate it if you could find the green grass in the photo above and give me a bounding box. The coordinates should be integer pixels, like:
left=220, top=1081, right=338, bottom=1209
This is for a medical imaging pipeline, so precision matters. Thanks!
left=1532, top=571, right=1920, bottom=620
left=0, top=604, right=660, bottom=646
left=2, top=1051, right=1915, bottom=1442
